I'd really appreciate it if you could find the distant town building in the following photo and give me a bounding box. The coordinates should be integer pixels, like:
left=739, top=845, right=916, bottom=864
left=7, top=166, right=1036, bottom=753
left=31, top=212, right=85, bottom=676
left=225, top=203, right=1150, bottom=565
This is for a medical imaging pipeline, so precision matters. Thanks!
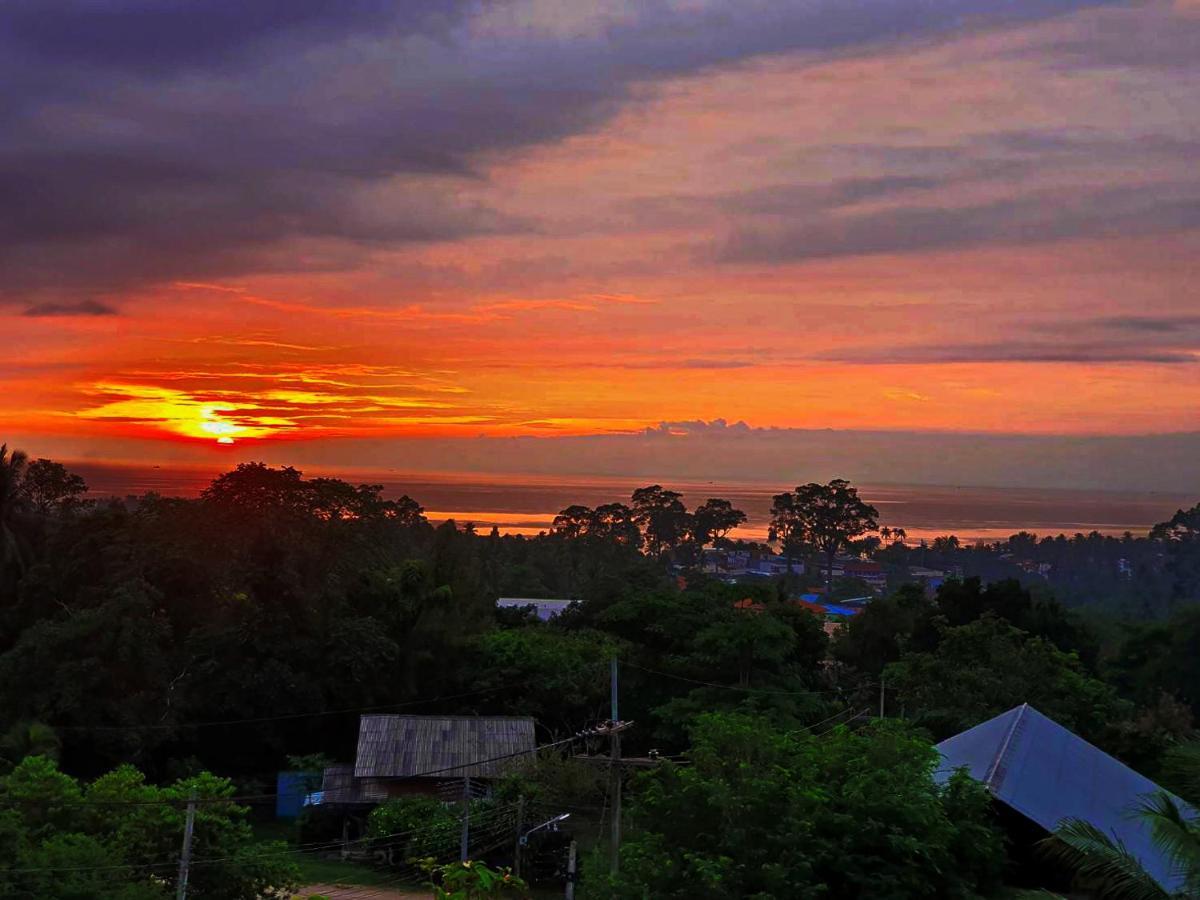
left=837, top=558, right=887, bottom=592
left=702, top=548, right=803, bottom=579
left=496, top=597, right=572, bottom=621
left=906, top=566, right=946, bottom=595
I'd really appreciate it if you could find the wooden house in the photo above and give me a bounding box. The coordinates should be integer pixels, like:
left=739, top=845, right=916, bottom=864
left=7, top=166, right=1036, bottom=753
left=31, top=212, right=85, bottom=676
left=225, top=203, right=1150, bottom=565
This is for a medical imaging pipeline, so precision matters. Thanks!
left=319, top=714, right=536, bottom=804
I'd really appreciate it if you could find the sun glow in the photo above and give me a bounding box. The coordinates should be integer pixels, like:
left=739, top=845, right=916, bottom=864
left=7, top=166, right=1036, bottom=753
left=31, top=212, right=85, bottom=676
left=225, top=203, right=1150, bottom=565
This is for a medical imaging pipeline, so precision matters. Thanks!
left=77, top=383, right=282, bottom=444
left=198, top=407, right=245, bottom=444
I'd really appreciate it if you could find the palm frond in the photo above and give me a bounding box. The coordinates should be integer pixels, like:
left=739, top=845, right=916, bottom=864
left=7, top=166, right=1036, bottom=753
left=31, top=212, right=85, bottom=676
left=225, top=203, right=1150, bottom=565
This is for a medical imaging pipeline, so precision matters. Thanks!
left=1161, top=743, right=1200, bottom=807
left=1042, top=818, right=1170, bottom=900
left=1138, top=793, right=1200, bottom=895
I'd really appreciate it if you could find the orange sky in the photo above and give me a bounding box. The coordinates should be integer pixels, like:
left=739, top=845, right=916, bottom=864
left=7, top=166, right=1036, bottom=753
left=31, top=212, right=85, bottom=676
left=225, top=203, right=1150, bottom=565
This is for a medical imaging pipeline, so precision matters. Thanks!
left=2, top=2, right=1198, bottom=483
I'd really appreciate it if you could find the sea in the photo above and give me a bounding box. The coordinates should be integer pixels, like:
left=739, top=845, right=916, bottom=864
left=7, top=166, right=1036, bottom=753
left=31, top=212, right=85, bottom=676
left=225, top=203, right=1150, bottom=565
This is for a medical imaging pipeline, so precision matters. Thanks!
left=68, top=462, right=1196, bottom=544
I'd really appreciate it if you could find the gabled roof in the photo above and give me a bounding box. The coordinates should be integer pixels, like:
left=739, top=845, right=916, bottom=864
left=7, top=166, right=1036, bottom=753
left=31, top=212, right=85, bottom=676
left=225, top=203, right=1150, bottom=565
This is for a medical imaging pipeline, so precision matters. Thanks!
left=936, top=704, right=1194, bottom=892
left=354, top=715, right=536, bottom=780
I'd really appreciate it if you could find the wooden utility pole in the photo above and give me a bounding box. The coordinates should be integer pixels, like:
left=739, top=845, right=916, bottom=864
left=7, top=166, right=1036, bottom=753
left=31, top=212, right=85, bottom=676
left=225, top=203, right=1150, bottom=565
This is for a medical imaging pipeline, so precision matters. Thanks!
left=460, top=774, right=471, bottom=862
left=176, top=792, right=197, bottom=900
left=565, top=840, right=578, bottom=900
left=512, top=795, right=526, bottom=877
left=609, top=657, right=621, bottom=877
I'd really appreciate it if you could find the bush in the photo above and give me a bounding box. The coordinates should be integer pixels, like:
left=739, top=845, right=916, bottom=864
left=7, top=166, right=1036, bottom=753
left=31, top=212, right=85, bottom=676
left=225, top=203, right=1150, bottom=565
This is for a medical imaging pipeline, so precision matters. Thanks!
left=368, top=795, right=463, bottom=864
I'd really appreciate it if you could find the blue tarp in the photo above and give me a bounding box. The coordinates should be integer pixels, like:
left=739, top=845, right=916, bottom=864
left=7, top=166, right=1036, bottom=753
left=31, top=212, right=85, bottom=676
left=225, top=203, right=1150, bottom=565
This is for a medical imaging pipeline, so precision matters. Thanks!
left=816, top=603, right=861, bottom=617
left=936, top=704, right=1194, bottom=893
left=276, top=771, right=320, bottom=819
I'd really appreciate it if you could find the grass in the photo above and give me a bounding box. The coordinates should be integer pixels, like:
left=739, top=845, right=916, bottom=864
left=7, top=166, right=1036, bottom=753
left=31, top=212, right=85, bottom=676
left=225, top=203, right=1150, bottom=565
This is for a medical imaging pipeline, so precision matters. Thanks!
left=250, top=820, right=419, bottom=889
left=293, top=854, right=405, bottom=888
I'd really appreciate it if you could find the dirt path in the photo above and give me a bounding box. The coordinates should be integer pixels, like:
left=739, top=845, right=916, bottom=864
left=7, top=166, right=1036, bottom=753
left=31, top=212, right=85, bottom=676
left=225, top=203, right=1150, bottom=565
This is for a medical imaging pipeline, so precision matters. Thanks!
left=295, top=885, right=431, bottom=899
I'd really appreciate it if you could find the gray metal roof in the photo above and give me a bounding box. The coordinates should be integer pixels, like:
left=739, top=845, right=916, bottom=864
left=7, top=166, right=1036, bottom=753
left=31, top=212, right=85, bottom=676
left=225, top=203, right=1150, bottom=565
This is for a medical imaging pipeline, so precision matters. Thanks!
left=319, top=763, right=365, bottom=804
left=936, top=703, right=1195, bottom=893
left=354, top=715, right=537, bottom=779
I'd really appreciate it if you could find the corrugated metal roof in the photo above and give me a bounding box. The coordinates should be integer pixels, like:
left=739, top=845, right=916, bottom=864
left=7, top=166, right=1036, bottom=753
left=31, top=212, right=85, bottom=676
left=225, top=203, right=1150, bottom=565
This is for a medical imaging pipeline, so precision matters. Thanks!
left=936, top=703, right=1195, bottom=893
left=319, top=763, right=365, bottom=803
left=354, top=715, right=536, bottom=779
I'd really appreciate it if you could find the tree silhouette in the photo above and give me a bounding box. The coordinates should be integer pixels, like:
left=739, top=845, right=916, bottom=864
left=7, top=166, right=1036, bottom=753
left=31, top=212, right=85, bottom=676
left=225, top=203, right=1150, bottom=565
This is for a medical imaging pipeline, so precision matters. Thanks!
left=631, top=485, right=690, bottom=559
left=20, top=458, right=87, bottom=515
left=770, top=479, right=878, bottom=587
left=0, top=444, right=30, bottom=578
left=691, top=498, right=747, bottom=559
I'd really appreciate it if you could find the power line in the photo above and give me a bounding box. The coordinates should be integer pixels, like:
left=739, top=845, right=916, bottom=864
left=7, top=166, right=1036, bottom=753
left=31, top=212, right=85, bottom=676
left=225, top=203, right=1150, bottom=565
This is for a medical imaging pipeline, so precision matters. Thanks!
left=810, top=707, right=871, bottom=738
left=621, top=659, right=866, bottom=696
left=803, top=704, right=860, bottom=732
left=1, top=808, right=522, bottom=876
left=0, top=726, right=590, bottom=813
left=45, top=672, right=603, bottom=732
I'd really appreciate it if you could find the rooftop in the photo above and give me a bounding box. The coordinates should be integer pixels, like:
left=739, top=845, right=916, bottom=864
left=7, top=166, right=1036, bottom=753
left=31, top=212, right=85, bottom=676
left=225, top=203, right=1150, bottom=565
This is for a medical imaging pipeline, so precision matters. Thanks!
left=936, top=703, right=1195, bottom=893
left=354, top=714, right=537, bottom=780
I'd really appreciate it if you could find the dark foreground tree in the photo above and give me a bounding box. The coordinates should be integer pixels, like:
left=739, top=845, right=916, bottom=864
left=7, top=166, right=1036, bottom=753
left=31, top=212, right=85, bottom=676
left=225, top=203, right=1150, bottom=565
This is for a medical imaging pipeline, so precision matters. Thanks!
left=603, top=712, right=1004, bottom=899
left=0, top=443, right=30, bottom=578
left=0, top=756, right=298, bottom=899
left=20, top=458, right=88, bottom=515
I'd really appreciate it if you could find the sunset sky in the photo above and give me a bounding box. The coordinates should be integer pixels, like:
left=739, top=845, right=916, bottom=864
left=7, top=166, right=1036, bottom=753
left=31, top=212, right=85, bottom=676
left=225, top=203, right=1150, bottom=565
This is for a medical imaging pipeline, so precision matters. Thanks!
left=2, top=1, right=1198, bottom=490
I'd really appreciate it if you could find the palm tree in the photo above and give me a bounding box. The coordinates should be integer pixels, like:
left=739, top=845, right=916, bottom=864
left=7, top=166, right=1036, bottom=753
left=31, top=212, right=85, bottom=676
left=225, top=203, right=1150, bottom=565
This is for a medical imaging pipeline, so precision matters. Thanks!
left=0, top=443, right=31, bottom=575
left=1046, top=794, right=1199, bottom=899
left=1046, top=742, right=1200, bottom=898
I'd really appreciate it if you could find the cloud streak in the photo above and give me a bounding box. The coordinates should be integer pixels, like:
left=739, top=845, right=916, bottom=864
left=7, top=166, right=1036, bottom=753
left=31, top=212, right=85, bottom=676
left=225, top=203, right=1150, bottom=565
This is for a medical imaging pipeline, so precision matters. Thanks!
left=21, top=300, right=117, bottom=317
left=0, top=0, right=1119, bottom=300
left=719, top=182, right=1200, bottom=264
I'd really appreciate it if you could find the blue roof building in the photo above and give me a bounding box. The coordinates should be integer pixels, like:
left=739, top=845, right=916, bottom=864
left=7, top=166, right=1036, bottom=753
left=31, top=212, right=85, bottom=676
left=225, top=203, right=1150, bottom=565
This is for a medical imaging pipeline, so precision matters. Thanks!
left=936, top=703, right=1194, bottom=893
left=496, top=597, right=572, bottom=621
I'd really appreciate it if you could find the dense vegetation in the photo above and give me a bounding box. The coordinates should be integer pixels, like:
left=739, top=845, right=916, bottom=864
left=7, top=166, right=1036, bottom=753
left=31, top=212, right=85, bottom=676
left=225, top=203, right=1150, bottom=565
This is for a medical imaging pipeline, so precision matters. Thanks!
left=1, top=443, right=1199, bottom=897
left=0, top=756, right=297, bottom=899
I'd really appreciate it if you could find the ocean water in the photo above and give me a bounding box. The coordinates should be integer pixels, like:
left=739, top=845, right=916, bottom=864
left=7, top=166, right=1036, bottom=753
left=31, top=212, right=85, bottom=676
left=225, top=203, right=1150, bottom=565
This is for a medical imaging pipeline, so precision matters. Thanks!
left=69, top=462, right=1196, bottom=543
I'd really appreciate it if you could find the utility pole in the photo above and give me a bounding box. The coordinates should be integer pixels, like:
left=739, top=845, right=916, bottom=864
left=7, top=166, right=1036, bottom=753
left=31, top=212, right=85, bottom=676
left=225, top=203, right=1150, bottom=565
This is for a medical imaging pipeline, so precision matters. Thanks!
left=879, top=678, right=885, bottom=719
left=609, top=657, right=621, bottom=877
left=564, top=844, right=578, bottom=897
left=460, top=774, right=471, bottom=862
left=512, top=795, right=526, bottom=878
left=176, top=792, right=197, bottom=900
left=565, top=840, right=578, bottom=900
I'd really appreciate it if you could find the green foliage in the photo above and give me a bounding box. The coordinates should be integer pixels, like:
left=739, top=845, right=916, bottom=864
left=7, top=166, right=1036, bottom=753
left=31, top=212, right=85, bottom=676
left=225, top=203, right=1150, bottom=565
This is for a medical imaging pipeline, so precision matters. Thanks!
left=0, top=721, right=61, bottom=771
left=1108, top=607, right=1200, bottom=724
left=422, top=858, right=529, bottom=898
left=0, top=756, right=299, bottom=900
left=472, top=627, right=622, bottom=733
left=603, top=712, right=1005, bottom=900
left=833, top=584, right=929, bottom=675
left=367, top=795, right=465, bottom=863
left=1, top=453, right=1197, bottom=896
left=883, top=616, right=1129, bottom=744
